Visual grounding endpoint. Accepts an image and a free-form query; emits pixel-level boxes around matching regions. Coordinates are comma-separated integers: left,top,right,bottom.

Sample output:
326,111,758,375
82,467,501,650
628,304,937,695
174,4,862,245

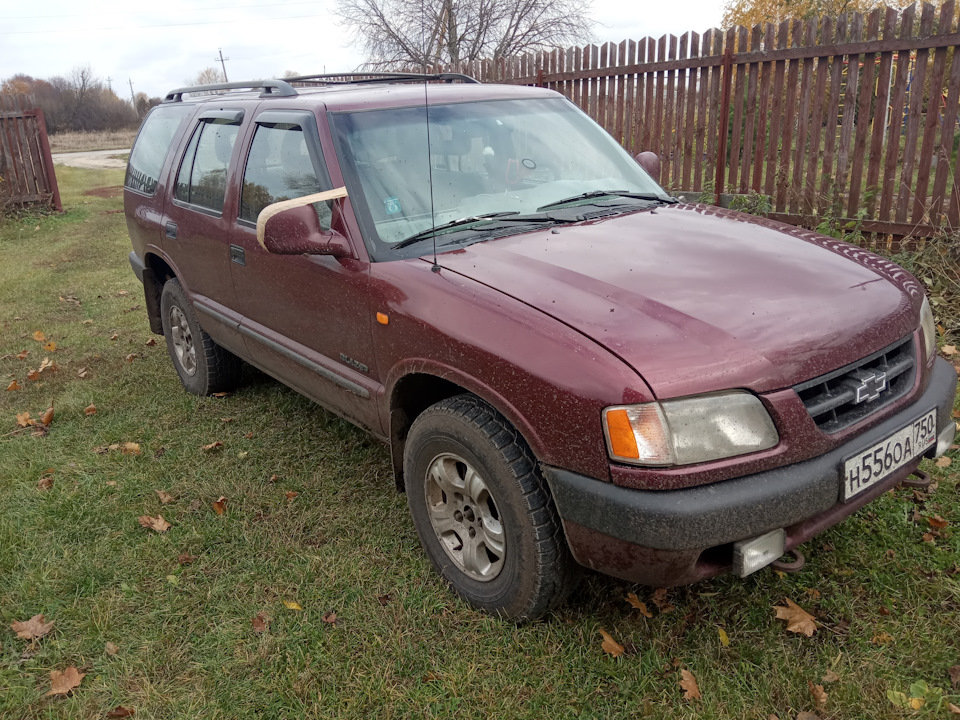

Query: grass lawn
1,167,958,720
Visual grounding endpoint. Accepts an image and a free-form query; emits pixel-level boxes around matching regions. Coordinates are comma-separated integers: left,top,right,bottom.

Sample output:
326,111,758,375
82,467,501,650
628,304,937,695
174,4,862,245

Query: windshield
332,97,668,259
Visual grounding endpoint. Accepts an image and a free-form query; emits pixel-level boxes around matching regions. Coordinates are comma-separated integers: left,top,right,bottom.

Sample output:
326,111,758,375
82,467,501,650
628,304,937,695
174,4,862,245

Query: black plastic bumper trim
129,251,146,282
543,358,958,551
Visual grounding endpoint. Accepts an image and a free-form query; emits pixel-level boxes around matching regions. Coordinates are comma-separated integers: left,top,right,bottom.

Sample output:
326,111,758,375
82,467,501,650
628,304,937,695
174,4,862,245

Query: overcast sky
0,0,723,100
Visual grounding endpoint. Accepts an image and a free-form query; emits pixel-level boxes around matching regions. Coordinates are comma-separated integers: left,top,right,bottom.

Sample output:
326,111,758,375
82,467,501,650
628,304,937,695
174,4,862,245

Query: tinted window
240,123,325,225
174,119,241,213
125,105,192,195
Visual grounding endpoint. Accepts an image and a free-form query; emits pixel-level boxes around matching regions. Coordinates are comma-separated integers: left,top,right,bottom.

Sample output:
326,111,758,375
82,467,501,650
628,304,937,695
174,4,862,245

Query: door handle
165,222,177,239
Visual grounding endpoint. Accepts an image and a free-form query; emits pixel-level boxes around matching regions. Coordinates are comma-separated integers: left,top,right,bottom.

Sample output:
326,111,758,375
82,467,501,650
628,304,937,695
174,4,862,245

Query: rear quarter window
125,105,193,195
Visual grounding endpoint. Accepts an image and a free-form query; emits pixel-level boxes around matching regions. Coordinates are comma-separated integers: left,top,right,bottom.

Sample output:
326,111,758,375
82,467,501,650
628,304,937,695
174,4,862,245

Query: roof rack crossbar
282,72,480,85
163,79,297,103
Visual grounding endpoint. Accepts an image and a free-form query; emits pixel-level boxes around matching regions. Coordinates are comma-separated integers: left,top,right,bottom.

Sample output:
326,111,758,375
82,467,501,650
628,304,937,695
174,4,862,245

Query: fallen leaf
268,474,278,483
45,666,85,696
212,392,229,398
795,713,821,720
942,344,957,356
948,702,960,715
598,628,624,658
42,341,56,352
121,442,140,455
212,496,227,515
105,641,119,656
26,369,40,381
809,681,828,708
16,350,29,359
15,411,34,427
773,598,817,636
155,490,175,505
871,631,894,645
202,441,223,452
245,432,254,439
237,451,248,459
679,669,701,700
32,331,45,342
322,611,338,625
37,471,54,490
251,611,270,633
145,338,156,346
718,627,730,647
125,354,137,363
81,319,93,325
651,587,675,613
285,491,299,500
928,515,949,528
10,614,55,640
283,600,303,610
105,481,116,486
178,553,197,565
165,575,179,586
822,669,840,683
888,689,910,708
40,405,54,426
6,380,20,391
105,707,135,718
922,532,936,543
221,417,233,423
909,696,925,709
805,588,822,600
77,367,89,379
154,447,166,459
137,515,171,533
117,289,129,296
110,334,119,341
625,592,653,617
948,665,960,689
377,594,393,606
38,357,56,373
936,456,952,468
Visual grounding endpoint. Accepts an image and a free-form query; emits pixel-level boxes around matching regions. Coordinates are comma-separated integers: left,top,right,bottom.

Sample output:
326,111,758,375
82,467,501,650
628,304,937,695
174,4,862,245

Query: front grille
794,335,916,433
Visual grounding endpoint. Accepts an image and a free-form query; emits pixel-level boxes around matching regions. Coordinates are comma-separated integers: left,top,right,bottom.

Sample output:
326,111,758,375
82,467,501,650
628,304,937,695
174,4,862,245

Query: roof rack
163,79,297,103
282,72,480,85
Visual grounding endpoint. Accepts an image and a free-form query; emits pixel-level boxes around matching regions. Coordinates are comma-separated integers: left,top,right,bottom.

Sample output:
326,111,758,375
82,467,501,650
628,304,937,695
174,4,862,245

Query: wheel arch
143,252,177,335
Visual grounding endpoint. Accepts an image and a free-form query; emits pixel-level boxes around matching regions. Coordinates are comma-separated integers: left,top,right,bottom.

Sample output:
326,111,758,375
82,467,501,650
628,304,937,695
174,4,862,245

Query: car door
163,108,248,352
227,108,383,435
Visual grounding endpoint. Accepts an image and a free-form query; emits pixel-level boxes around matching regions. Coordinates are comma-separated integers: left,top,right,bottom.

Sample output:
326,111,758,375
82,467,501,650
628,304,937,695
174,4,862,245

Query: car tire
404,394,580,622
159,278,242,395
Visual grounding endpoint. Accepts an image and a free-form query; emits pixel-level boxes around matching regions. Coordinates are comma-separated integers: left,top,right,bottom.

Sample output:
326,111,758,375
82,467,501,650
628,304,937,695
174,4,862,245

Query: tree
189,67,226,86
721,0,914,29
334,0,594,69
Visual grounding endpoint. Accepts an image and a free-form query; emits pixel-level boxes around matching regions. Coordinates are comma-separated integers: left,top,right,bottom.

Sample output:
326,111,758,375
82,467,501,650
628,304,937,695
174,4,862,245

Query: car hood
433,203,921,399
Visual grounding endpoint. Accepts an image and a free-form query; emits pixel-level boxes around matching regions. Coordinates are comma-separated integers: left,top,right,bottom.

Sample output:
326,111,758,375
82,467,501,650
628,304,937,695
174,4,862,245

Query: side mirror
256,187,351,257
635,151,661,183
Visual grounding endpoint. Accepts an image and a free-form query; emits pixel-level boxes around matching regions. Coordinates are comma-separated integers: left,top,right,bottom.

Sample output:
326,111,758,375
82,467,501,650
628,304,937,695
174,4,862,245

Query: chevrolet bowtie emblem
848,369,887,404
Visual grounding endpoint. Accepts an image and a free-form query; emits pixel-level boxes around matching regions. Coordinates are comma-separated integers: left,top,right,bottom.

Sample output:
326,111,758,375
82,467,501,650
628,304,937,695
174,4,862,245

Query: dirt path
51,149,130,169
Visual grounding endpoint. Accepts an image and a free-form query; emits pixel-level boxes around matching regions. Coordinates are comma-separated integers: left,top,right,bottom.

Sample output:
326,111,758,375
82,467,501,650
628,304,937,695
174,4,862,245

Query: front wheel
159,278,241,395
404,394,579,622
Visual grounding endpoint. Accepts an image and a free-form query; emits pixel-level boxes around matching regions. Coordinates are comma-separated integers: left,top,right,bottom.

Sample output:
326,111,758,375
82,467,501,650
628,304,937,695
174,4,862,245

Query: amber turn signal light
376,312,389,325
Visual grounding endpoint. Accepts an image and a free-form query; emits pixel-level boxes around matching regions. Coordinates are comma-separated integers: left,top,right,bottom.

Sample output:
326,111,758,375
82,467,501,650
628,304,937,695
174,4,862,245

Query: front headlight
603,392,780,466
919,295,936,362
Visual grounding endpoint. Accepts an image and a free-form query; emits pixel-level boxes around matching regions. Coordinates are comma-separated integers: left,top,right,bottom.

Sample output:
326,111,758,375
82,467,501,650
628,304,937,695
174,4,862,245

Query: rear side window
174,118,242,213
125,105,192,195
240,122,325,225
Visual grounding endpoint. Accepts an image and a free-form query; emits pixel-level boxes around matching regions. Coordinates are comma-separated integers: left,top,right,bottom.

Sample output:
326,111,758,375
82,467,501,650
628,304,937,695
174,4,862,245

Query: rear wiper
536,190,677,211
393,211,521,249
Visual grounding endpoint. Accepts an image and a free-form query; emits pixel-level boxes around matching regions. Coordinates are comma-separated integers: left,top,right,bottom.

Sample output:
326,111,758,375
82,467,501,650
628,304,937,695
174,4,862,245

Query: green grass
1,168,958,719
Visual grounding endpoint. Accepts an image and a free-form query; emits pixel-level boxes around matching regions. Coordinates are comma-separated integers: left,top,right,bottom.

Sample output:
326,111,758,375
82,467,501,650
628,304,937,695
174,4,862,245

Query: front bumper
543,357,958,586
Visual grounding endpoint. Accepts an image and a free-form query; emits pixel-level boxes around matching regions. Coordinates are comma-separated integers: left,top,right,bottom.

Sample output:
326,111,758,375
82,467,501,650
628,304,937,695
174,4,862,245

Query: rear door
227,108,383,435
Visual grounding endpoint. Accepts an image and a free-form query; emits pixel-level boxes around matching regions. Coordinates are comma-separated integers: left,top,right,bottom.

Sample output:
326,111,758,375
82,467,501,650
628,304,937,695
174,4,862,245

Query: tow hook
770,548,805,573
899,468,932,490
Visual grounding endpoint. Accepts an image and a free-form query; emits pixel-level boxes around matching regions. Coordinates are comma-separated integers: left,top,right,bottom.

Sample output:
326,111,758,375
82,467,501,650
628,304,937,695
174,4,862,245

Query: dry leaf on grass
10,614,54,640
40,405,54,426
109,334,119,341
928,515,949,529
155,490,175,505
871,631,894,645
942,344,957,356
377,594,393,606
822,669,840,683
598,628,625,658
809,682,828,708
83,404,97,416
679,669,701,700
6,380,20,391
105,641,119,656
77,367,89,379
773,598,817,636
137,515,171,533
283,600,303,610
37,472,54,490
651,587,675,613
244,432,254,439
285,491,299,500
268,474,278,483
125,354,137,363
625,592,653,617
718,627,730,647
32,331,45,342
145,338,156,346
26,369,40,381
15,411,34,428
45,666,85,696
122,442,140,455
202,441,223,453
105,707,135,718
211,391,230,398
42,341,57,352
251,611,270,633
949,665,960,689
212,496,227,515
948,702,960,715
16,350,29,359
322,611,338,625
795,713,821,720
936,456,952,468
177,553,197,565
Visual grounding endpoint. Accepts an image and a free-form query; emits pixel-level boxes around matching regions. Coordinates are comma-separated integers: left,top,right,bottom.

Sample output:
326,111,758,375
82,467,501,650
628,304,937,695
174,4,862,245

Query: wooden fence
0,94,61,212
448,2,960,240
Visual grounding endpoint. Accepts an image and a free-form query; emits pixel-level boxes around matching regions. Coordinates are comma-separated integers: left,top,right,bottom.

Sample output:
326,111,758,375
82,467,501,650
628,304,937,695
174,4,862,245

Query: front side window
125,105,192,195
240,122,326,226
174,118,241,213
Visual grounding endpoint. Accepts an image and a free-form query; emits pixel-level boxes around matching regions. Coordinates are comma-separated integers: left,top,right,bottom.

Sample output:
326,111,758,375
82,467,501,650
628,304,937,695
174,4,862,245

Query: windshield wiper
536,190,677,211
393,211,522,249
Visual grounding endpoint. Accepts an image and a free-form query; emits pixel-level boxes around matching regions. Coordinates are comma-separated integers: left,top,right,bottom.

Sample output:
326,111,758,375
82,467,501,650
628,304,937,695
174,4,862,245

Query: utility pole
106,76,113,92
216,49,230,82
128,78,136,109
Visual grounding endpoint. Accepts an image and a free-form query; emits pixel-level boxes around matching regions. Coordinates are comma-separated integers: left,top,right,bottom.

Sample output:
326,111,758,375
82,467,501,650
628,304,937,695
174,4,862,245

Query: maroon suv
124,74,957,621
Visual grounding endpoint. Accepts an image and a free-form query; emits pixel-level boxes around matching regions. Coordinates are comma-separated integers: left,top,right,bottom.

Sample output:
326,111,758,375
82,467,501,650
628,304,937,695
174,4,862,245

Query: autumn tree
721,0,914,29
334,0,594,69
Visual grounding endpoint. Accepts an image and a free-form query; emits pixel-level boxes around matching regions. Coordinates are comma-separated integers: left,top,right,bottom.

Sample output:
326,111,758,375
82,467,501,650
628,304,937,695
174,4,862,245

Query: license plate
842,410,937,501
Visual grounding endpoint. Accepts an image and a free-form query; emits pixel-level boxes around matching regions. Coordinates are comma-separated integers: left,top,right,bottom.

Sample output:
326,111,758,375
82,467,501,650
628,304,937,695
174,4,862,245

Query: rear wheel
160,278,241,395
404,394,579,621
